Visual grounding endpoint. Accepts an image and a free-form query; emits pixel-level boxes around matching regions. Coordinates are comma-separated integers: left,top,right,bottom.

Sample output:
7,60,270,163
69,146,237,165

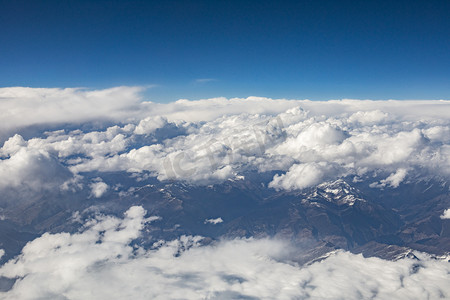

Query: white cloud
440,209,450,219
348,109,390,125
0,145,72,192
423,126,450,143
0,206,448,300
204,217,224,224
0,87,145,136
1,88,449,298
1,87,449,135
371,168,409,188
90,180,109,198
0,134,27,157
134,116,168,135
385,168,408,188
269,162,331,190
1,87,450,191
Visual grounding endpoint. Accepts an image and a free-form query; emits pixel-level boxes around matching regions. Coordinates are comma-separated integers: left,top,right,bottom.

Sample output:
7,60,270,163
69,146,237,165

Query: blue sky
1,0,449,102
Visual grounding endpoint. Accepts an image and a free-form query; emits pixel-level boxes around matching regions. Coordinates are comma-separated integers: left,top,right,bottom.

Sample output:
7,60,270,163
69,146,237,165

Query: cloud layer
1,87,449,199
0,206,448,300
1,87,449,299
0,87,145,133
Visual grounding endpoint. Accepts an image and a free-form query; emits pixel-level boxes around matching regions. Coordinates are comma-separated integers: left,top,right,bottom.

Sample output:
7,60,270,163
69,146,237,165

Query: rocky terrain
1,172,448,265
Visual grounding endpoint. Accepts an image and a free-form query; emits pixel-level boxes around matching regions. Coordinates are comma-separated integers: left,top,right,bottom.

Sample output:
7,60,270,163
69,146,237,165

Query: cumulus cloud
1,87,448,133
1,87,450,192
0,138,73,195
133,116,168,135
348,109,390,125
441,209,450,219
423,126,450,143
0,206,448,300
2,88,450,298
269,162,332,190
89,179,109,198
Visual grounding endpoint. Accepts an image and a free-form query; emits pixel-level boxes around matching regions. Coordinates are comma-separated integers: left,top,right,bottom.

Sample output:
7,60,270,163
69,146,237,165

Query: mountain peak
308,179,366,206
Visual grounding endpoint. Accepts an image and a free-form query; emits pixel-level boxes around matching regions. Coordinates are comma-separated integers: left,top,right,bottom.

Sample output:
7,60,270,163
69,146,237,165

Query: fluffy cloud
0,138,72,195
1,87,449,136
1,88,449,298
62,105,448,188
0,206,448,300
89,179,109,198
370,168,409,188
134,116,168,135
269,162,334,190
441,209,450,219
1,87,450,192
0,87,145,136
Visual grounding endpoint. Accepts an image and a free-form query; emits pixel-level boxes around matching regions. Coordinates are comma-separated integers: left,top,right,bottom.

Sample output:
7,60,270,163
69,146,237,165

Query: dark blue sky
1,0,449,102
